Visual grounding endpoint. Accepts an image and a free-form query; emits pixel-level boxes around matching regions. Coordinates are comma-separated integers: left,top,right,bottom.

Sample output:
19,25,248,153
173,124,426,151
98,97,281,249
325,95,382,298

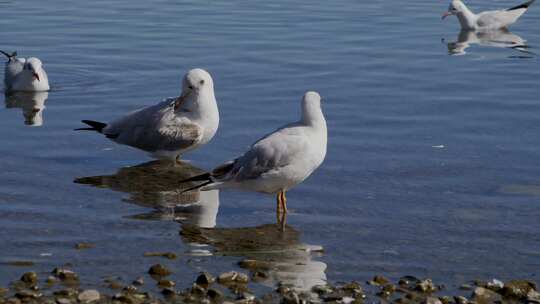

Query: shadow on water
446,29,534,57
4,91,49,126
181,221,327,292
74,160,219,227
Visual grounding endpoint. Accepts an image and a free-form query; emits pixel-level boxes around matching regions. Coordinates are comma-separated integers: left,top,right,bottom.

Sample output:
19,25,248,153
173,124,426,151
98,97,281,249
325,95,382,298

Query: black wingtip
77,120,107,133
0,50,17,61
508,0,535,11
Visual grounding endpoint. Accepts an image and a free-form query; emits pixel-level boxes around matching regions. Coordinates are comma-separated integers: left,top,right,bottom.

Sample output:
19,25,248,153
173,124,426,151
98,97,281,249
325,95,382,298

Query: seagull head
443,0,466,19
303,91,322,108
174,68,214,111
301,91,325,124
24,58,44,82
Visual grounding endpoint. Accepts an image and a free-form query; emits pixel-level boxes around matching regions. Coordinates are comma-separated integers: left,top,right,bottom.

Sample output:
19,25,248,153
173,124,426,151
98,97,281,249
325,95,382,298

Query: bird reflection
180,222,327,292
74,160,219,227
4,91,48,126
446,29,532,56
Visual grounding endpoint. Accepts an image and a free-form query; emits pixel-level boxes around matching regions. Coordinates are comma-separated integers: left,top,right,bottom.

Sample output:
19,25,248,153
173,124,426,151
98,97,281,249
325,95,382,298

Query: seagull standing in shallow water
181,91,327,216
442,0,535,31
76,68,220,162
2,50,50,92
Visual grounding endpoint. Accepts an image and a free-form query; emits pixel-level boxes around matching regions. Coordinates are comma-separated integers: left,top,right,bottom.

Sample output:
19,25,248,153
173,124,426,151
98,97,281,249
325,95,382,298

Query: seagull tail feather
508,0,535,11
75,120,107,133
0,50,17,61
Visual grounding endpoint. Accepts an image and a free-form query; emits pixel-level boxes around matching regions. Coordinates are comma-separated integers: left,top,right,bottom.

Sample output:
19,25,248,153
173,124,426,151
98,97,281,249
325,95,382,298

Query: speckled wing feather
103,99,203,153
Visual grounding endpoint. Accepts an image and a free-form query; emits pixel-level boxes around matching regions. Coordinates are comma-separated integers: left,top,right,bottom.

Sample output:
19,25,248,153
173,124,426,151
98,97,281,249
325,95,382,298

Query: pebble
148,264,172,277
217,271,248,284
132,277,144,286
20,272,38,285
416,279,437,293
472,287,502,304
55,298,71,304
423,297,442,304
206,288,222,300
195,272,214,289
77,290,100,303
454,295,468,304
157,280,175,288
501,279,537,299
368,275,390,286
51,268,79,282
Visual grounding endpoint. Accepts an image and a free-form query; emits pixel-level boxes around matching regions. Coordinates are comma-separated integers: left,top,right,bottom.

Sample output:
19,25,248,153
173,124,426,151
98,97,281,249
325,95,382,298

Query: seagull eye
199,80,204,85
188,85,194,90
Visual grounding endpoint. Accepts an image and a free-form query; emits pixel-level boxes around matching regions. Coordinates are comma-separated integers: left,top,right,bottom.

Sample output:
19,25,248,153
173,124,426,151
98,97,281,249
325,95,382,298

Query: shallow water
1,0,540,293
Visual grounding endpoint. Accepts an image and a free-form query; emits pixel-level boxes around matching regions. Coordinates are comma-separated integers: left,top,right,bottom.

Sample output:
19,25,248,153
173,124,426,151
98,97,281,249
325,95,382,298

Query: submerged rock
147,264,172,277
143,252,177,260
74,243,95,250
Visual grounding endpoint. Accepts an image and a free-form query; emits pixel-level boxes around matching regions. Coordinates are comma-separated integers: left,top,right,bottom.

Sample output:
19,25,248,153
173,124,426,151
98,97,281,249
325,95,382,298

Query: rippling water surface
1,0,539,292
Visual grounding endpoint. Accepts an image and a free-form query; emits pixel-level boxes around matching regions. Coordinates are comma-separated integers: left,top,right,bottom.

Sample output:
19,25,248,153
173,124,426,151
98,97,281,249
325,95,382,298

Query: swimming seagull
76,68,219,162
1,50,50,92
442,0,535,30
181,91,327,215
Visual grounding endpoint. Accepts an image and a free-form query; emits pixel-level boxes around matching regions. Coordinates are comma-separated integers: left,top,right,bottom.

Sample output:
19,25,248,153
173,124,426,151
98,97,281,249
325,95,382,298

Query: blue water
1,0,539,293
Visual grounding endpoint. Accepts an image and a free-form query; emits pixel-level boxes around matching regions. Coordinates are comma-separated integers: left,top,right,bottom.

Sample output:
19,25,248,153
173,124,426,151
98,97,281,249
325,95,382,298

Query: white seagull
442,0,535,31
76,68,220,162
181,91,327,214
2,50,50,92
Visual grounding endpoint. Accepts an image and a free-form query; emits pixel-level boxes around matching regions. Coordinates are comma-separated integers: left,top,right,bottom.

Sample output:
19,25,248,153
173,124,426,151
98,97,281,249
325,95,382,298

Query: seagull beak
32,72,40,81
174,91,191,111
442,11,452,19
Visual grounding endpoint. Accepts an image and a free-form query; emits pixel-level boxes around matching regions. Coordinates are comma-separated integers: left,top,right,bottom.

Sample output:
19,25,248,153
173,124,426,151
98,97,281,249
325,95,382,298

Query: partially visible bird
75,68,220,162
1,50,50,92
181,91,327,215
442,0,535,31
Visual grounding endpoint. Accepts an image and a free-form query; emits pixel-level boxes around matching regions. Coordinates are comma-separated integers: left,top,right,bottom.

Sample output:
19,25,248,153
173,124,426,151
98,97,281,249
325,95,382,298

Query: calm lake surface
1,0,539,293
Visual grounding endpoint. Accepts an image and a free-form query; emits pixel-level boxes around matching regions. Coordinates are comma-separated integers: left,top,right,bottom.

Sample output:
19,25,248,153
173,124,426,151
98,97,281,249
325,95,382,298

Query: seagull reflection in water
74,160,219,227
181,222,327,294
4,91,48,126
446,29,533,56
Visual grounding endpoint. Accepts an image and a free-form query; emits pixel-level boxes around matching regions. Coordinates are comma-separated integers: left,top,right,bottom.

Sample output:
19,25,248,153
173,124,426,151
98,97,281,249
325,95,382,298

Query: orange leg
280,190,288,213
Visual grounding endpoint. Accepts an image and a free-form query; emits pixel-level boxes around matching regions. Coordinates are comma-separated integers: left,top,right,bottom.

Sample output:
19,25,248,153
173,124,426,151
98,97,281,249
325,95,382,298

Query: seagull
1,50,50,92
76,68,220,162
181,91,327,215
442,0,535,31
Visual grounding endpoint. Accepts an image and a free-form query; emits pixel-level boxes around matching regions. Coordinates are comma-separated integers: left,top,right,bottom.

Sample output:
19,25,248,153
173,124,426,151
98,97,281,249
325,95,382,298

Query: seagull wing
4,58,25,90
229,125,310,181
478,0,534,29
104,99,203,152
